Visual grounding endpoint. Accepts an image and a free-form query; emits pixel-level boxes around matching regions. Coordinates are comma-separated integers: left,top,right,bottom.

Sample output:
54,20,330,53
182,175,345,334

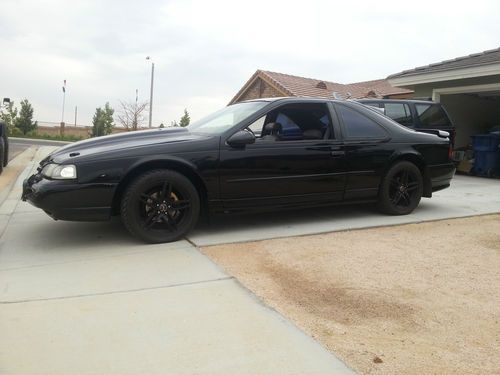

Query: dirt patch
262,261,418,326
202,215,500,375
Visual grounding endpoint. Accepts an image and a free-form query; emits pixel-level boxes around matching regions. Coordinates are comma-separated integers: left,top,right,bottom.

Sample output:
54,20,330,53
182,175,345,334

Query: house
388,47,500,148
229,70,413,105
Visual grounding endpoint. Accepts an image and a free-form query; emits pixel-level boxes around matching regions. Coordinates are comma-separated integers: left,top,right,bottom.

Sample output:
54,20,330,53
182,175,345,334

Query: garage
388,48,500,174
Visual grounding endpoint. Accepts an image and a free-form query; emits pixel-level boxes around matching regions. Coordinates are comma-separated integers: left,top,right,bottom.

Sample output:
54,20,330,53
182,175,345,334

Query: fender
385,148,432,197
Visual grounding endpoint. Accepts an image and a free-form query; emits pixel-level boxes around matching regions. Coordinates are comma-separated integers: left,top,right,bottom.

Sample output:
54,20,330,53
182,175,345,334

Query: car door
218,101,347,211
333,101,394,200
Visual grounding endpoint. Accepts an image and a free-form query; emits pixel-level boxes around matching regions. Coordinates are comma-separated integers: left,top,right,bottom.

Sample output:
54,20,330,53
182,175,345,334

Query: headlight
41,164,77,180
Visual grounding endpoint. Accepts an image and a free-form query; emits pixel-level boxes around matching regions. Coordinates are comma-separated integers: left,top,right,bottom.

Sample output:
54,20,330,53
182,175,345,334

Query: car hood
47,127,211,164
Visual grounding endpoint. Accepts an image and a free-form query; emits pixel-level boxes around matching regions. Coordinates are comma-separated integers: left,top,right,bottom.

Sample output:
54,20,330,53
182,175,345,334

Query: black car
0,120,9,174
357,99,456,146
22,98,455,243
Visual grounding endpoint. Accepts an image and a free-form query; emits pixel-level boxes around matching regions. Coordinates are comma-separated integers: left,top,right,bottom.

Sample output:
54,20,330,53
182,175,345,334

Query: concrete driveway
1,145,499,374
189,174,500,246
1,146,355,374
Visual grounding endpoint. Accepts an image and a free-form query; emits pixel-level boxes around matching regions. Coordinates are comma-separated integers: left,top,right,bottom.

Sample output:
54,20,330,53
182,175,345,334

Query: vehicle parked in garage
0,120,9,175
357,99,456,146
22,98,455,243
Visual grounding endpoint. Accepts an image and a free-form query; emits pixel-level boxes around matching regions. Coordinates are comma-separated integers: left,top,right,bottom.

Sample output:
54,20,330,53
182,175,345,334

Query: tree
91,102,114,137
170,120,178,127
14,99,37,135
117,100,148,131
179,109,190,127
0,101,18,134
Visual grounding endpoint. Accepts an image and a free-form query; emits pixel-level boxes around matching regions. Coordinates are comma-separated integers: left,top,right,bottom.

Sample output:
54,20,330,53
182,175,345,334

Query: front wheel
121,170,200,243
378,161,423,215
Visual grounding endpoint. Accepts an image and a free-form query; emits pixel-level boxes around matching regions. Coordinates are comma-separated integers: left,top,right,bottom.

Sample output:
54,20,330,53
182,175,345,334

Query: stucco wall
440,94,500,148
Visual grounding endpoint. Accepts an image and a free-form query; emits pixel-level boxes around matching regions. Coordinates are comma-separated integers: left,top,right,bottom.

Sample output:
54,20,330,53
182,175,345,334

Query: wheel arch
385,151,432,198
111,157,208,215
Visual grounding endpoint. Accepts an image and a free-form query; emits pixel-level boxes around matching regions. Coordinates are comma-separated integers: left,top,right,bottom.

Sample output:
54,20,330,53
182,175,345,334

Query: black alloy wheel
121,169,200,243
378,161,423,215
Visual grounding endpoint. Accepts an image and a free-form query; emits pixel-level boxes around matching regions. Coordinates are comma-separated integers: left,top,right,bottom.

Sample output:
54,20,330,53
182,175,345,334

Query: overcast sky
1,0,499,127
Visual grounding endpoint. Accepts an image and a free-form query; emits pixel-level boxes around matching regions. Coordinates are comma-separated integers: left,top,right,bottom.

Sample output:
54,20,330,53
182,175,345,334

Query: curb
0,147,37,208
0,146,60,236
9,137,71,145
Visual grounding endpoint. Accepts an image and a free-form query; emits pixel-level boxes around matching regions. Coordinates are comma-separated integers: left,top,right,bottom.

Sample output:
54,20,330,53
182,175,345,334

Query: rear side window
383,103,413,126
337,105,387,139
415,104,451,127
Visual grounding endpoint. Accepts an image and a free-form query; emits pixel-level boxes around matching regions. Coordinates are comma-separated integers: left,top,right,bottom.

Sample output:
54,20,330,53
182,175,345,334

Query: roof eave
388,63,500,87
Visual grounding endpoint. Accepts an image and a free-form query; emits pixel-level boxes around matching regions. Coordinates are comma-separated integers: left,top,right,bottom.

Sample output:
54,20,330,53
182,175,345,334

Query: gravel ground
202,215,500,375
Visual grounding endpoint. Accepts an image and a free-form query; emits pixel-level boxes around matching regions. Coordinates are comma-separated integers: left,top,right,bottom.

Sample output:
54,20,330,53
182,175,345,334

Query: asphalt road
8,137,68,161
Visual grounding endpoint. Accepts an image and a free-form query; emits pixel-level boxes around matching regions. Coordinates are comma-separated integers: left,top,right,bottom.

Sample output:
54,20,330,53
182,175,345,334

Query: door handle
330,151,345,157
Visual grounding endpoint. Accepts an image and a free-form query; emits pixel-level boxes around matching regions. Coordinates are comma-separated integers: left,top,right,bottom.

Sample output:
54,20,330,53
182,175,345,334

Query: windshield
188,101,268,134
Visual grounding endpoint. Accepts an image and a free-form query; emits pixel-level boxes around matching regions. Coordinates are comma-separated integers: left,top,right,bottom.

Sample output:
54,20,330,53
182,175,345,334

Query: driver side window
246,116,266,136
245,103,332,141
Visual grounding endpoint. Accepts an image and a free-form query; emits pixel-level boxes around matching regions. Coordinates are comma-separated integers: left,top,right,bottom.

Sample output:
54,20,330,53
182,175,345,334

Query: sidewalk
0,148,355,374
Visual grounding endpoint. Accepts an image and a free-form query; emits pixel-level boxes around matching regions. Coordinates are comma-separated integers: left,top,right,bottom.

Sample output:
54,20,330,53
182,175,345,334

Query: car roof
239,97,440,106
240,97,343,104
357,98,437,104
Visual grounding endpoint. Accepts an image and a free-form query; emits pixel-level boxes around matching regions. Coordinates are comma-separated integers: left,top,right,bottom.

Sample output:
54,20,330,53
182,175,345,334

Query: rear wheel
378,161,423,215
121,170,200,243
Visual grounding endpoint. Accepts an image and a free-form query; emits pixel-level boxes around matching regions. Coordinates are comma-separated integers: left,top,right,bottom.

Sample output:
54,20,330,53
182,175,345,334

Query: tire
121,169,200,243
378,161,423,215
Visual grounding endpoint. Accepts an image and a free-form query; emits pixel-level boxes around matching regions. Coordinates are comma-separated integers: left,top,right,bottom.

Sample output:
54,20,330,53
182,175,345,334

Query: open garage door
433,84,500,149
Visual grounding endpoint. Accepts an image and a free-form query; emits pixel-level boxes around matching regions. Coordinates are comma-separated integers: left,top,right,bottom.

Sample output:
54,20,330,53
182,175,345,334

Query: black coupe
22,98,455,243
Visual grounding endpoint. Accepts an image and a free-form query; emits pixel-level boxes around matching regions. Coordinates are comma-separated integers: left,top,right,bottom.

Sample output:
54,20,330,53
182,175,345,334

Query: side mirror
227,130,255,147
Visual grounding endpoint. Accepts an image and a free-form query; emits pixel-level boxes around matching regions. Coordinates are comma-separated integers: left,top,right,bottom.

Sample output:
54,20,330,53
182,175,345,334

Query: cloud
0,0,499,126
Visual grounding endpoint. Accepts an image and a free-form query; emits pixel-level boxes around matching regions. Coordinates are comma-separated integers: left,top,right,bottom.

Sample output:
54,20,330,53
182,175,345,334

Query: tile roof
230,70,412,104
388,47,500,79
344,78,413,97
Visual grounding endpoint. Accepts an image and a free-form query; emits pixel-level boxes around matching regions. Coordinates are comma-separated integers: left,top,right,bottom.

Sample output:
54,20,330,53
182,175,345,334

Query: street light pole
61,79,66,123
146,57,154,128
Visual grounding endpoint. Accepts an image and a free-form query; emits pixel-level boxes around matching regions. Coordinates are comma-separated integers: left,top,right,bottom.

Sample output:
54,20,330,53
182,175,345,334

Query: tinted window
415,104,451,127
276,113,302,138
383,103,413,126
267,104,331,141
337,105,387,138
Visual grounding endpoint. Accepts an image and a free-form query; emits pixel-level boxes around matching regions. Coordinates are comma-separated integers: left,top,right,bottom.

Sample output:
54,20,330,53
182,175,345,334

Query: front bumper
22,173,117,221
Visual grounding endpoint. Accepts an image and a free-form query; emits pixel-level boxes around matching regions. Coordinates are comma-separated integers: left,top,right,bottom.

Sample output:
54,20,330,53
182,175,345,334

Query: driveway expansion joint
0,276,234,304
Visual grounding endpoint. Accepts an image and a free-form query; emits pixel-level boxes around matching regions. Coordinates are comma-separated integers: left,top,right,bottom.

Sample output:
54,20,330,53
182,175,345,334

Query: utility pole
146,56,154,128
74,106,77,126
61,79,66,123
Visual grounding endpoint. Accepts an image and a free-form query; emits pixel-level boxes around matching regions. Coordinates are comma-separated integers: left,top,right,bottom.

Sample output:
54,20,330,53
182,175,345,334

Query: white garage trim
388,63,500,87
432,82,500,102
